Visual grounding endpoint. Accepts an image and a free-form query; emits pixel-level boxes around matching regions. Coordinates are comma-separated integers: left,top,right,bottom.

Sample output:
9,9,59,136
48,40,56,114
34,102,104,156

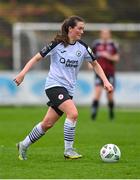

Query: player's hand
104,81,113,93
13,74,24,86
100,51,110,59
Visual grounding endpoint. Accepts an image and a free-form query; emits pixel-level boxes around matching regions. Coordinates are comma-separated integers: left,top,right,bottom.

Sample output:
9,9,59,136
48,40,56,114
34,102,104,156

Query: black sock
108,101,114,119
91,100,99,119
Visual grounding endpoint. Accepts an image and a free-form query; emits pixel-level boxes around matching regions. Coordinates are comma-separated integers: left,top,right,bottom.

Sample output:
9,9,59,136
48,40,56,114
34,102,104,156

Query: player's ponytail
54,16,84,47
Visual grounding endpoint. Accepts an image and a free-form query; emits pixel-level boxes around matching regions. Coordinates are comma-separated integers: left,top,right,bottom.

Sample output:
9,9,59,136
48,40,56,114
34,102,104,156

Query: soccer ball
100,144,121,162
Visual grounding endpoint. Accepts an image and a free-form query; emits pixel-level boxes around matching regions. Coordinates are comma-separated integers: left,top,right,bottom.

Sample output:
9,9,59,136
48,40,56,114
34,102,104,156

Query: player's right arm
14,53,42,86
14,41,59,86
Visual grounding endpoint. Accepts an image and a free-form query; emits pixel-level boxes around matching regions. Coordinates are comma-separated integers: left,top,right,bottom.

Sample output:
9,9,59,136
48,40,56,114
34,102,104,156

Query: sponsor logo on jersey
60,58,65,63
88,46,93,54
47,42,53,49
41,46,47,53
60,58,78,68
88,46,95,57
61,50,66,53
41,42,53,54
58,49,66,53
66,59,78,67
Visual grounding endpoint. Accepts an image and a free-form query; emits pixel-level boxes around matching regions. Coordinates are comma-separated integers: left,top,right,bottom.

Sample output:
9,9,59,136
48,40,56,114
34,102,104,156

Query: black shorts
95,74,115,87
45,86,72,116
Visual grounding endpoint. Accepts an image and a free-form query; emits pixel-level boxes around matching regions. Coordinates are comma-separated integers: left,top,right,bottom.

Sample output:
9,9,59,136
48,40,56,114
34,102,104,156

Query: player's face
100,29,111,40
68,21,85,42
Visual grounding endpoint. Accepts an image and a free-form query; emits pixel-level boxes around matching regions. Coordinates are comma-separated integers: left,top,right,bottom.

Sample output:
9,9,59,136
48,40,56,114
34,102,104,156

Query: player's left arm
90,60,113,92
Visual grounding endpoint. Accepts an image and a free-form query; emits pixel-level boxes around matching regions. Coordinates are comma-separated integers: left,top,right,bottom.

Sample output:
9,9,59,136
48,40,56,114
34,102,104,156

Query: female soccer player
14,16,113,160
89,29,120,120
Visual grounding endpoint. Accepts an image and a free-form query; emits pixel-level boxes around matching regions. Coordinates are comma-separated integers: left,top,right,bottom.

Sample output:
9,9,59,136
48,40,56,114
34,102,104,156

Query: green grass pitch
0,106,140,179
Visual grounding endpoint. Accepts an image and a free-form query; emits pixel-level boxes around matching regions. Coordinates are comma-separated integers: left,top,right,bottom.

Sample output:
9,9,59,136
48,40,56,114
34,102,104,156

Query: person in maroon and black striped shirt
89,29,120,120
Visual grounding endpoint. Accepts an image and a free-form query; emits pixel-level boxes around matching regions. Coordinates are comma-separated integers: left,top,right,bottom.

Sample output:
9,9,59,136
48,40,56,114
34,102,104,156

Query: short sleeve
40,41,59,57
84,46,97,62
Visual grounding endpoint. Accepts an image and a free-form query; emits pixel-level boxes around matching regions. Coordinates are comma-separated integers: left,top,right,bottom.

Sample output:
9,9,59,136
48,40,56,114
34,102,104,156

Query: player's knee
42,119,54,131
46,122,54,129
67,111,78,120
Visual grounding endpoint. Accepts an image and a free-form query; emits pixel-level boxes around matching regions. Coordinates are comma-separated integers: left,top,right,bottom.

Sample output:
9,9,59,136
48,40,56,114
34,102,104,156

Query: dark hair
54,16,84,47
